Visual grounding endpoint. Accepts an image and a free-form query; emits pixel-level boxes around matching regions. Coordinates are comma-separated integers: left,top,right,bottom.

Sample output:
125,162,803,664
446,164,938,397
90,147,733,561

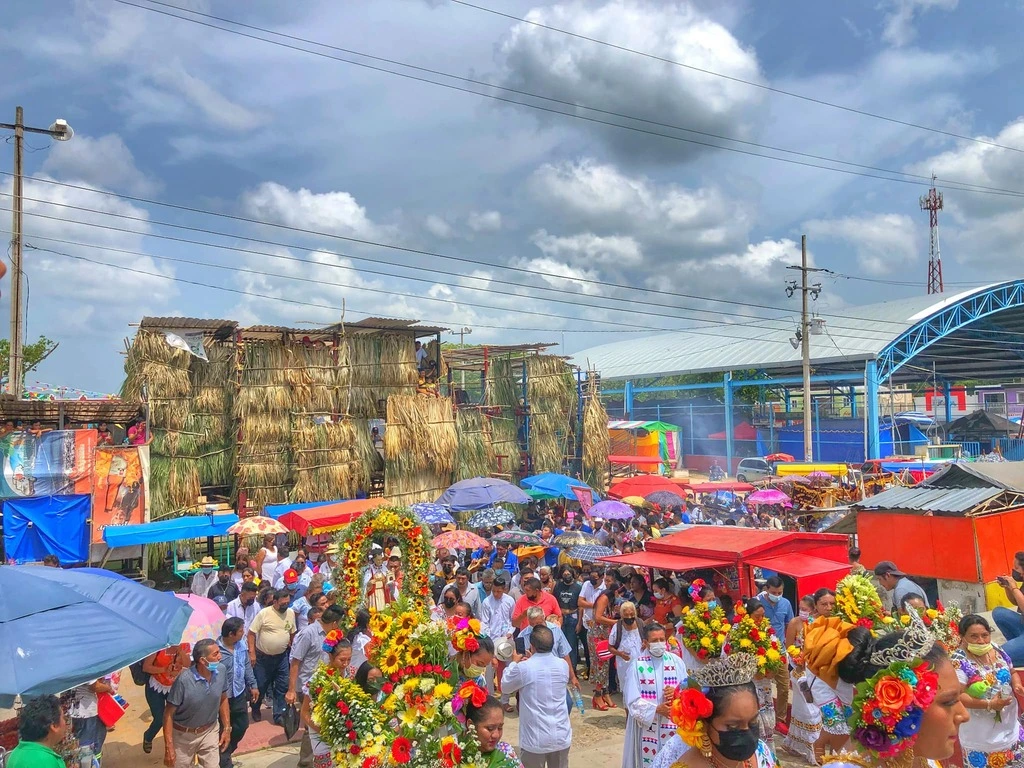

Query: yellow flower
756,656,767,667
407,645,424,664
882,616,895,624
739,639,752,649
399,612,418,631
434,682,453,699
421,705,438,721
697,622,708,632
400,707,419,726
900,614,911,626
381,650,401,675
766,648,781,662
382,695,398,713
710,620,721,630
468,618,482,634
700,636,711,648
926,608,939,619
393,631,411,647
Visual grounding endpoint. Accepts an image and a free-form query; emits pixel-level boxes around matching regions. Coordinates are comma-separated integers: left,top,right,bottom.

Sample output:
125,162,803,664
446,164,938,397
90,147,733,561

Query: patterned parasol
645,491,685,508
569,544,616,562
174,594,225,645
490,529,545,547
746,488,792,507
552,530,600,548
410,502,455,525
227,516,289,536
467,506,516,528
588,500,636,520
432,529,490,551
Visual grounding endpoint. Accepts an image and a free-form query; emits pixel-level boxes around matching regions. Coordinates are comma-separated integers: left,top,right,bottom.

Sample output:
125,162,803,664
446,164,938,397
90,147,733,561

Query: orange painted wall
858,512,978,582
975,509,1024,582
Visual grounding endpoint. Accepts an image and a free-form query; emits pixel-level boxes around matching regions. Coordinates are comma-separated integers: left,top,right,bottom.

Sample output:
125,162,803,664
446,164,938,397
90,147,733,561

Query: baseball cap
284,568,299,585
873,560,906,578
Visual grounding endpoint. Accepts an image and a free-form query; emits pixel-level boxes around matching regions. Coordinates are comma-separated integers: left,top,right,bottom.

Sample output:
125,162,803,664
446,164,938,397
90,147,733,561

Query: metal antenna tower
921,174,944,294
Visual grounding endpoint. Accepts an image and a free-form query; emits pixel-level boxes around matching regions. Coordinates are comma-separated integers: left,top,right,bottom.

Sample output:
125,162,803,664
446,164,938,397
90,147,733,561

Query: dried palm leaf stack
384,395,457,506
455,408,497,480
582,374,610,493
291,418,357,502
235,342,293,509
485,355,520,476
190,343,235,488
526,355,577,474
345,334,418,417
121,330,198,517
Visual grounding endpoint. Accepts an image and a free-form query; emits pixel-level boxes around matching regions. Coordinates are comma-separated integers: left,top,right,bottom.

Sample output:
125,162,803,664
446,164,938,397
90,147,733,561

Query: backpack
128,659,149,686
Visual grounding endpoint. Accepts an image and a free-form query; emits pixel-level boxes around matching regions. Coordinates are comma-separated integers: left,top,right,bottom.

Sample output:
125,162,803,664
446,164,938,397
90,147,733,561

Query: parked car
735,457,772,482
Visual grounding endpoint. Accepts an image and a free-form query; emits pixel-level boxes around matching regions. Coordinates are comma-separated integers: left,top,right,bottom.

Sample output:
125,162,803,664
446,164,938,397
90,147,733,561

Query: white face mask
653,591,664,600
648,641,667,658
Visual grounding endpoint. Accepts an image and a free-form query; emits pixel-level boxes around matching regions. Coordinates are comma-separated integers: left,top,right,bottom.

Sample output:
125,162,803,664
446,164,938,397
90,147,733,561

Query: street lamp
0,107,73,398
453,327,472,388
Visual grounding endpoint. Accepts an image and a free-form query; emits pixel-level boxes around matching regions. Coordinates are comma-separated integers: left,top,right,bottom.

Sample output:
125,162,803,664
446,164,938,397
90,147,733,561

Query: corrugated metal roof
568,285,999,381
854,486,1002,513
139,317,238,333
0,399,142,424
923,462,1024,491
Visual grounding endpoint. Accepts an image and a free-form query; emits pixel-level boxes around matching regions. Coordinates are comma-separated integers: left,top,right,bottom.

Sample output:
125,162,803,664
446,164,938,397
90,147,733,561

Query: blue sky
1,0,1022,392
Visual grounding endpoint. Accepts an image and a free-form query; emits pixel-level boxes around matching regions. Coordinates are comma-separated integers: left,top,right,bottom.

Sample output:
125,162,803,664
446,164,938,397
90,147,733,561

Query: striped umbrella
569,544,615,562
411,502,455,525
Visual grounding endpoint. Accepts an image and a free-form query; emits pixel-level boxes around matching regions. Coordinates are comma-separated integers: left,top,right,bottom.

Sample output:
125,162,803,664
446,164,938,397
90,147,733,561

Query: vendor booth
270,498,386,537
102,511,238,578
601,526,849,603
608,420,680,474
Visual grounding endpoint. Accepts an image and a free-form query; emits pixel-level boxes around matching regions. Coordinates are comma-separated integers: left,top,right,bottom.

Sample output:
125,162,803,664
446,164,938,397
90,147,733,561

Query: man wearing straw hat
318,544,339,582
191,557,218,598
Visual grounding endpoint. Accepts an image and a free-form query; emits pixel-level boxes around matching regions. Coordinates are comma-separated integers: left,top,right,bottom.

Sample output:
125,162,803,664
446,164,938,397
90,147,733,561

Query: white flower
443,702,454,717
419,678,435,693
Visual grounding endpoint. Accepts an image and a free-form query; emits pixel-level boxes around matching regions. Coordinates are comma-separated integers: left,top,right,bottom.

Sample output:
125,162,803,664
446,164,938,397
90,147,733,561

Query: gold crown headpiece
869,606,935,666
691,653,758,689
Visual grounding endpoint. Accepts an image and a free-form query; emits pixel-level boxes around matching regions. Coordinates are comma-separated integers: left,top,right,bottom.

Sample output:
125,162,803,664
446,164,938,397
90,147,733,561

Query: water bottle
569,684,585,715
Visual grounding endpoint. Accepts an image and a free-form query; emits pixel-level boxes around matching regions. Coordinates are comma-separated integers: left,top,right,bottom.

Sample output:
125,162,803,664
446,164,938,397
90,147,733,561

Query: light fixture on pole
0,107,74,398
785,235,823,462
453,326,472,388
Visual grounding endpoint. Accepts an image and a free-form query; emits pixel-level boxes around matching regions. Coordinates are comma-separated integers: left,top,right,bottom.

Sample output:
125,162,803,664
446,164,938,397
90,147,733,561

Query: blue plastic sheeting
521,473,600,501
0,566,192,698
757,423,927,464
264,500,340,519
3,495,91,564
103,513,239,548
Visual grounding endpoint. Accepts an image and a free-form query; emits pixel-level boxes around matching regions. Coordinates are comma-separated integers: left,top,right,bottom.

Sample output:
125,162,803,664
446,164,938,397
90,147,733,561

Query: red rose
750,629,761,641
391,737,413,764
767,627,776,635
348,731,358,741
350,745,361,755
677,688,714,720
339,702,350,715
390,673,400,683
415,664,425,674
362,758,378,768
697,648,708,659
756,646,766,656
326,668,336,676
336,701,345,710
382,683,394,694
724,644,731,654
465,637,479,652
442,670,451,679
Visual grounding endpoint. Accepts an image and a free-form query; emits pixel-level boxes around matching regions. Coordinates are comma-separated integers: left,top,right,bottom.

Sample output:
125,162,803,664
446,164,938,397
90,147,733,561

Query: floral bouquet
787,644,805,668
849,660,938,760
724,614,784,674
677,602,731,662
835,573,888,630
448,616,484,654
308,672,388,768
669,687,714,748
367,600,451,677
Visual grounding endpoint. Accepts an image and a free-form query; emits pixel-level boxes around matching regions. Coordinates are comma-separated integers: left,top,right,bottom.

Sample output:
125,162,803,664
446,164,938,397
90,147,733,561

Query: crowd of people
9,502,1024,768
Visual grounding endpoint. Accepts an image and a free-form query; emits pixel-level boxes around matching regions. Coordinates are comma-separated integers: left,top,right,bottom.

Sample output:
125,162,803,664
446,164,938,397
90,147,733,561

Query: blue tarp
521,473,600,501
756,422,928,464
2,494,91,564
264,500,339,519
103,513,239,548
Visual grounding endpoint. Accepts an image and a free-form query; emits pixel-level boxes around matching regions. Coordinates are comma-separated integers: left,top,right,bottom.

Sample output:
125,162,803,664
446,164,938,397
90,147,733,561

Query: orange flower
874,676,915,714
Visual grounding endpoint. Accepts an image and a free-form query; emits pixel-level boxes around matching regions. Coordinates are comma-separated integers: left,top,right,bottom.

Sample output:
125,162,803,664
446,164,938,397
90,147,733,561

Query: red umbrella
766,453,795,463
608,475,682,499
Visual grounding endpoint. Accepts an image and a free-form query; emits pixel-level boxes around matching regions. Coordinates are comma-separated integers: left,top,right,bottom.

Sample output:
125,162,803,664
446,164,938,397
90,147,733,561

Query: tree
0,335,58,379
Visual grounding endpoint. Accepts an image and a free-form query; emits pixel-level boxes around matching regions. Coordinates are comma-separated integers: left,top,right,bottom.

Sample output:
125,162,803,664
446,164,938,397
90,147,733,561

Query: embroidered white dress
654,738,779,768
622,651,687,768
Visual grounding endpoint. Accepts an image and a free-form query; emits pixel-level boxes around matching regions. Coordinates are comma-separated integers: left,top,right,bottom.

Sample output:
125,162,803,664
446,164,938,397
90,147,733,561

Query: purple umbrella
746,489,792,507
587,500,635,520
436,477,531,511
808,470,834,486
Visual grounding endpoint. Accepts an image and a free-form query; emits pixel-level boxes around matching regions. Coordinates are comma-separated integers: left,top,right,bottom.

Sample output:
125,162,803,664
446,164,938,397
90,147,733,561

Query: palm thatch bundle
352,417,383,483
346,334,418,417
423,339,447,379
236,343,293,507
288,344,343,416
384,395,456,506
455,408,497,480
527,355,577,474
190,344,235,488
291,418,372,502
485,356,521,475
150,455,201,516
198,444,234,488
582,375,610,493
121,330,193,403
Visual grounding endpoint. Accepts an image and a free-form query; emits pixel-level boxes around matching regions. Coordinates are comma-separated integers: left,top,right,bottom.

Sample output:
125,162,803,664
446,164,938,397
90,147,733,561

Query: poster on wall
0,428,97,499
92,444,150,544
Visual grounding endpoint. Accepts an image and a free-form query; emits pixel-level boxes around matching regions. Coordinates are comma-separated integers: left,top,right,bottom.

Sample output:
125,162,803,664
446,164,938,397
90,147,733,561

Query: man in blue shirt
487,541,519,577
538,523,561,568
218,617,257,768
757,575,794,735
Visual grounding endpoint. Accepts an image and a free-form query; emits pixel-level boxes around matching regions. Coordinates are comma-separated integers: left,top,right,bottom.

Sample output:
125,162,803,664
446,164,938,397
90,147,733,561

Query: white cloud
466,210,502,233
805,213,918,275
704,238,804,280
531,158,749,249
42,134,161,197
881,0,958,47
240,182,383,239
424,214,455,239
530,230,643,267
498,1,765,162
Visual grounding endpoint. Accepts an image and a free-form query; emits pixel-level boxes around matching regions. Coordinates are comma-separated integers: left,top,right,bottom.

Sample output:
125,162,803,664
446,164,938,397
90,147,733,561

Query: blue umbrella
568,544,615,562
71,567,133,581
521,473,600,501
410,502,455,525
467,505,516,528
436,477,530,511
0,565,193,698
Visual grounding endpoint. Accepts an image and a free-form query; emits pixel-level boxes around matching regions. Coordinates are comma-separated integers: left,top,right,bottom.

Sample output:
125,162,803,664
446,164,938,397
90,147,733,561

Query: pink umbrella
174,594,225,645
746,489,792,507
432,529,489,550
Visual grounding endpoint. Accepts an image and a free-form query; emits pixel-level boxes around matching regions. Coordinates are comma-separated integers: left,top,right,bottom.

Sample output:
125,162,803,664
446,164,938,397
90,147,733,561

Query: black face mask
444,598,457,608
1014,570,1024,583
623,616,636,625
562,574,574,583
714,727,759,762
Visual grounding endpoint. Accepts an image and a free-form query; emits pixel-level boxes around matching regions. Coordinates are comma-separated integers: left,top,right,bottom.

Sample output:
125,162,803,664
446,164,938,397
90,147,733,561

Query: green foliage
634,370,765,405
0,335,57,377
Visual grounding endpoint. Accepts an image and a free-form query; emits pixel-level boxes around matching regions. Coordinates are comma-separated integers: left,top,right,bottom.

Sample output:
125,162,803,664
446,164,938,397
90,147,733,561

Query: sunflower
398,612,418,632
401,517,414,530
392,631,411,648
381,649,402,675
407,645,424,665
369,614,392,635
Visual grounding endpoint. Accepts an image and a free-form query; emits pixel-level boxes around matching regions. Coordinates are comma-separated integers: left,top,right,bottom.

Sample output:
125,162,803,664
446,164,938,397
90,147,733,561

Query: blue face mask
767,593,781,604
707,600,718,610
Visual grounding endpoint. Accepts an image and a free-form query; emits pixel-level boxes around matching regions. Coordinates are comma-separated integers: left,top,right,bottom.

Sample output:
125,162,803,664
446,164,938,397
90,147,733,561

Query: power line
11,173,1021,338
110,0,1024,200
448,0,1023,155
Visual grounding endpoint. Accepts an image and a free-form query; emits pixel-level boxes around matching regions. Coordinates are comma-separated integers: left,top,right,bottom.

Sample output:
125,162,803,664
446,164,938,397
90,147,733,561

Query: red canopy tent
707,421,758,441
278,498,387,536
601,526,848,599
608,475,685,499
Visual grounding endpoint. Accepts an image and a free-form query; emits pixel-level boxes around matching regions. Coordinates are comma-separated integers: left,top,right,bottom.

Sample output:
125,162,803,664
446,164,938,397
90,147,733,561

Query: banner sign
163,331,208,361
92,444,150,544
0,428,97,499
570,485,595,514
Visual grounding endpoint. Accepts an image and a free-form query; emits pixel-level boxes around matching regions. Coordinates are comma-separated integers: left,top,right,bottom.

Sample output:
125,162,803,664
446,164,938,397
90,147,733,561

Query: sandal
604,694,617,708
142,739,153,754
504,704,515,713
591,694,608,711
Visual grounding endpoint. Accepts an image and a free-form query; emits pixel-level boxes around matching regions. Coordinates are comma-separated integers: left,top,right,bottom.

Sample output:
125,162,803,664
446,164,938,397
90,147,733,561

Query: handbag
595,639,613,663
282,703,300,740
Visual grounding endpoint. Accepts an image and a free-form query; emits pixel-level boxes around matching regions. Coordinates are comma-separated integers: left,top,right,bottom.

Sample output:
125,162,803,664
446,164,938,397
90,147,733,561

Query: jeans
73,716,108,759
993,607,1024,666
143,685,167,743
578,625,591,675
253,649,289,721
561,618,580,669
220,693,251,768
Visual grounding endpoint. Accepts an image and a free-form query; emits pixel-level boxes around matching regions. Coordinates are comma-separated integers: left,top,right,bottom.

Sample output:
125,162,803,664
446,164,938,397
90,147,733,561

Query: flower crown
848,611,938,760
448,616,485,653
687,578,709,602
323,629,344,653
451,680,488,725
669,654,759,749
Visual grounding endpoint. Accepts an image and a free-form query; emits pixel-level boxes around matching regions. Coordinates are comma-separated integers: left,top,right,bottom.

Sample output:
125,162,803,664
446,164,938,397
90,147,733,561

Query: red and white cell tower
921,174,944,294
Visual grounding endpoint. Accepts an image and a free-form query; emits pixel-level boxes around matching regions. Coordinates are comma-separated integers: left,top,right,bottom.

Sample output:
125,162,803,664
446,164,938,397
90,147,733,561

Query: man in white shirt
318,544,338,582
226,582,260,634
272,546,293,590
501,625,572,768
480,576,517,704
190,556,218,598
415,340,428,370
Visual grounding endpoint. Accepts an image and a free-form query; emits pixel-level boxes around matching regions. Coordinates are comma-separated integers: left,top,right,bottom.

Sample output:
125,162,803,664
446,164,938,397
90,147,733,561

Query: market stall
102,512,239,577
608,419,680,474
272,498,387,536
